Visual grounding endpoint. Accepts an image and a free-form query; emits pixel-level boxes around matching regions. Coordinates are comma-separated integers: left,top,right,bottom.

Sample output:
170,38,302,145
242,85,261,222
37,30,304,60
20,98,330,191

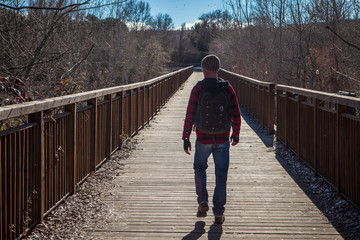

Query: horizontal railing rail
0,66,193,240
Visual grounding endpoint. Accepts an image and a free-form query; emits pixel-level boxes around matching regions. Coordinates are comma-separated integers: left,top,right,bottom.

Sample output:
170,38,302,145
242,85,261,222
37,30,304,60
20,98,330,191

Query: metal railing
219,69,360,210
0,66,193,240
276,85,360,209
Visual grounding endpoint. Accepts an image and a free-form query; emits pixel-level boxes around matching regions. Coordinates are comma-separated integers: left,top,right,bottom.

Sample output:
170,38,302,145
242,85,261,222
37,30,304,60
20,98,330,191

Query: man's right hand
183,139,191,155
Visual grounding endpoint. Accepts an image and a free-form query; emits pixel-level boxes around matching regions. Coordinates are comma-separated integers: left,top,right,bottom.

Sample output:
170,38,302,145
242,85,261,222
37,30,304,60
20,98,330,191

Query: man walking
182,54,241,224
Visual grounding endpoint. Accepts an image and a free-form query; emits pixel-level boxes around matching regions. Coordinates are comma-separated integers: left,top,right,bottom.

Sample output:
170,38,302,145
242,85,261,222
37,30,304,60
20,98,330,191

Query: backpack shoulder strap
216,78,229,89
200,78,229,92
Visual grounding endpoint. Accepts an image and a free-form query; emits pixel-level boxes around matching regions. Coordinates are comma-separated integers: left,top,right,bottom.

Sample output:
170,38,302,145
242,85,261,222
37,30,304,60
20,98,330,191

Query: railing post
284,92,290,147
174,73,178,90
65,103,77,193
87,98,98,172
158,80,165,106
28,111,45,223
336,104,348,195
160,81,162,107
249,83,253,114
157,82,160,109
268,84,275,134
123,90,129,137
142,86,146,127
168,77,171,98
149,84,154,119
165,78,168,101
164,78,167,101
154,83,157,113
129,89,134,135
164,79,166,103
150,84,154,119
105,94,113,156
297,95,306,160
169,77,172,97
260,85,264,127
136,88,140,133
171,75,175,94
159,82,161,109
313,98,320,175
159,81,162,108
276,89,281,142
162,78,169,101
155,83,158,111
167,78,169,99
118,91,124,148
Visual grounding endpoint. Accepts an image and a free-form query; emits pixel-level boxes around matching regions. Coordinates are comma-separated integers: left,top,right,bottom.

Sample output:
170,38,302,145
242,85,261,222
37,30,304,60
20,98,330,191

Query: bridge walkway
86,72,342,239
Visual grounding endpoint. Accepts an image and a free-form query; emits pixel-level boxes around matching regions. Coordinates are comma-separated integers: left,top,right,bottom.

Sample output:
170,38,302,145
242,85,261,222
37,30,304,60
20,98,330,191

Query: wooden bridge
1,67,359,239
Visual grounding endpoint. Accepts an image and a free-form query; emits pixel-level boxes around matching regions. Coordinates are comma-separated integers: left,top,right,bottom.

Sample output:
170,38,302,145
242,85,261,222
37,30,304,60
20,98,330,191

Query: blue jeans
193,140,230,216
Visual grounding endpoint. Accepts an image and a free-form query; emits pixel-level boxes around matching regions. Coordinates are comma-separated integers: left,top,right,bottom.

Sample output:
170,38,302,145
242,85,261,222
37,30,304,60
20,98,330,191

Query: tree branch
0,1,91,11
60,44,95,80
0,0,128,12
74,0,129,12
325,26,360,51
331,68,360,84
23,6,78,80
0,49,72,72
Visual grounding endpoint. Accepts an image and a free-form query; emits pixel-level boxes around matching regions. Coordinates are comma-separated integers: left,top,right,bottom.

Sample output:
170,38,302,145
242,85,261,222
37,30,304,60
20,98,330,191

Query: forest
0,0,359,108
209,0,360,94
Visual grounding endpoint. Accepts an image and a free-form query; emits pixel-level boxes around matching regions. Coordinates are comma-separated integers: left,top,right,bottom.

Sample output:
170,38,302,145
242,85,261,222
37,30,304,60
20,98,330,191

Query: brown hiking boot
196,202,209,217
214,215,225,224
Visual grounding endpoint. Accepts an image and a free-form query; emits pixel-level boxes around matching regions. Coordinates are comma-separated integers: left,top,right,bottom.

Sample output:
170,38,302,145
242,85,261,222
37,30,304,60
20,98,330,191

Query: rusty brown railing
276,85,360,209
219,69,360,210
0,66,193,240
219,69,275,134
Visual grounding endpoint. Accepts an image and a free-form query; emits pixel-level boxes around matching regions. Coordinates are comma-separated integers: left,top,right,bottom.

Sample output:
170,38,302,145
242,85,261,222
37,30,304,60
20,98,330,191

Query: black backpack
195,78,231,134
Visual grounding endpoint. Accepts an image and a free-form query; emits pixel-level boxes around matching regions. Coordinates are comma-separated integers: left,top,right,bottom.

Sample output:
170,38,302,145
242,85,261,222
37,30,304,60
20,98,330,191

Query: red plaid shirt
182,78,241,144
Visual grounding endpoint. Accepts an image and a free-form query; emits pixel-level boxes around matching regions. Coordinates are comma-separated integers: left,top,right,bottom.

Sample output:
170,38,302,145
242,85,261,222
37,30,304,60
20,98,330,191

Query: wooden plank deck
86,72,342,239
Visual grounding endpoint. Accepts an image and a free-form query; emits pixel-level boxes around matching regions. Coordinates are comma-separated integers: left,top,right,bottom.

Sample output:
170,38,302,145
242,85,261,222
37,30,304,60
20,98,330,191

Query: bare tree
151,13,174,31
0,0,174,105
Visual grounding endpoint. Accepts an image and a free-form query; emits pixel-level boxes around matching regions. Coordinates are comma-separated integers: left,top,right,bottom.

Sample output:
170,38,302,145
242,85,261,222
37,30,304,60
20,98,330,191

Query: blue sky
146,0,225,29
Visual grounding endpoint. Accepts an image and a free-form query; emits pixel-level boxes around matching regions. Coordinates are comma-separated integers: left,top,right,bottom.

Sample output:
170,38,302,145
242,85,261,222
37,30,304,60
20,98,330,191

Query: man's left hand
230,135,239,146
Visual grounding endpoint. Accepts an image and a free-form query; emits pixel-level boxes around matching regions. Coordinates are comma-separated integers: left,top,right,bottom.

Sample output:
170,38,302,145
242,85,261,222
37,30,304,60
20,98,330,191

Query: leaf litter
275,142,360,239
26,139,137,240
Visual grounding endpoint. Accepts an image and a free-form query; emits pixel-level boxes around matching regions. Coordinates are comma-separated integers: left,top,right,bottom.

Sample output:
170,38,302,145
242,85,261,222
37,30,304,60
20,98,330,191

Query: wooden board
85,72,343,239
